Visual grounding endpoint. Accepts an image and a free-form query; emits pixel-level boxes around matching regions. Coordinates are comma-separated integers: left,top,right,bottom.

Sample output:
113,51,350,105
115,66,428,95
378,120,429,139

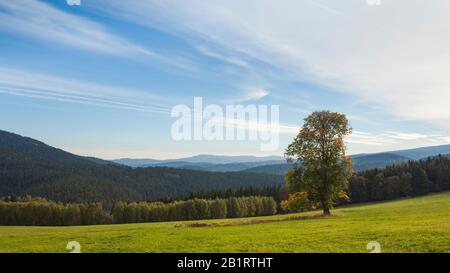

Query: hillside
390,144,450,160
111,145,450,175
0,130,282,204
113,155,284,168
241,153,412,175
351,152,411,171
0,130,103,165
1,192,449,252
145,160,286,172
243,163,295,175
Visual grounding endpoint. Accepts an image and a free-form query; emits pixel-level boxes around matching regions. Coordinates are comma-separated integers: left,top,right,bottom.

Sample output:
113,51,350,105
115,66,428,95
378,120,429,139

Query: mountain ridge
113,155,285,168
2,128,450,204
0,129,282,204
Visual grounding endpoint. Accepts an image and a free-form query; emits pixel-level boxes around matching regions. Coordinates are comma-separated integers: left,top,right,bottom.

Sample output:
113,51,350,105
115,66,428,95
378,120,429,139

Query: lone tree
285,111,353,215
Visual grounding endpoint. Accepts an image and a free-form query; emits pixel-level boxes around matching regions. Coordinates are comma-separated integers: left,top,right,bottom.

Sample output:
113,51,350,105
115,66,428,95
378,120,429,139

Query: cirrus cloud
89,0,450,127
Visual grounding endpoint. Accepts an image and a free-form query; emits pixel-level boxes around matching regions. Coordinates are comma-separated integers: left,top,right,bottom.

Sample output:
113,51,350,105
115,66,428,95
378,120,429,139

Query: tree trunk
323,206,331,216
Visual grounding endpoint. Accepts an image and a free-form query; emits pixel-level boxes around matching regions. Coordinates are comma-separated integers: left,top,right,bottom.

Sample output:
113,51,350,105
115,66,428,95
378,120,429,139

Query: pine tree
411,165,429,196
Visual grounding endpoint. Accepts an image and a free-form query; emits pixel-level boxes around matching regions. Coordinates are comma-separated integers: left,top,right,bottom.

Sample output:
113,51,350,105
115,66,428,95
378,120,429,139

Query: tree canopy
285,111,353,215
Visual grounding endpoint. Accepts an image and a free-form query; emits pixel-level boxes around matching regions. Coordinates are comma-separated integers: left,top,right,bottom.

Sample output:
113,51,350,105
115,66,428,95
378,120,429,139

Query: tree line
157,185,283,203
349,155,450,203
112,196,277,223
2,154,450,225
0,195,277,226
0,196,111,226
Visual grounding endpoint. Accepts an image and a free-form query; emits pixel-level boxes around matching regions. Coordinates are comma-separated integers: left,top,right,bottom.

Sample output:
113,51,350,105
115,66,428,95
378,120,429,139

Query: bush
280,192,314,213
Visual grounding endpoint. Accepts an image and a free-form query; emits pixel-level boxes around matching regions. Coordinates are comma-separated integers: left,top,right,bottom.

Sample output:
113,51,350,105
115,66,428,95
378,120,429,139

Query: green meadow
1,192,449,253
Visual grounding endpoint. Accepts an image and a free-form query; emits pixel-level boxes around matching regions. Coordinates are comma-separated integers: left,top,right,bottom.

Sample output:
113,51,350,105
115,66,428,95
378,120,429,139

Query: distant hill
389,145,450,160
84,156,119,165
3,128,450,203
243,163,295,175
204,160,285,172
112,144,450,176
242,152,416,175
351,153,411,171
0,130,283,205
0,130,116,167
112,155,284,168
178,154,284,164
143,160,285,172
0,130,96,165
112,158,160,168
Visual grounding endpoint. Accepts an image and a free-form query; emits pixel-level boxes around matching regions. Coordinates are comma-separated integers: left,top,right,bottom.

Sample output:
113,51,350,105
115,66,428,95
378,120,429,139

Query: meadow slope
1,192,449,253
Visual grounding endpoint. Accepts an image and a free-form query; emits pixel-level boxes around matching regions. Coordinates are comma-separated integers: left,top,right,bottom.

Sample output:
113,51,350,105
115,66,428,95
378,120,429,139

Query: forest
2,155,450,226
1,129,450,226
0,196,277,226
0,129,282,205
181,155,450,208
348,155,450,203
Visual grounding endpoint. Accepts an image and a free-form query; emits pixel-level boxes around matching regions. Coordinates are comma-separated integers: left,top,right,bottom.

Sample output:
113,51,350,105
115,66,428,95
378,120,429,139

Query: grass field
1,192,449,253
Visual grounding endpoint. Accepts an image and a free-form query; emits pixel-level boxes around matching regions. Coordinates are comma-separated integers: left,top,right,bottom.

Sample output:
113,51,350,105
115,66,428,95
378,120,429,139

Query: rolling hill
144,160,286,172
241,153,411,175
0,130,109,166
112,152,413,174
2,128,450,203
242,150,450,175
0,130,282,205
243,163,295,175
113,155,284,168
351,152,411,171
112,146,450,175
389,144,450,160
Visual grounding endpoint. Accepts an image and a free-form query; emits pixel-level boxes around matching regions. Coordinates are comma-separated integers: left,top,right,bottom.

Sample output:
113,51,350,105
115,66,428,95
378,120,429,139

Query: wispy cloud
346,131,450,153
0,67,173,114
224,87,269,103
305,0,344,16
195,45,248,67
2,66,448,155
0,0,146,56
90,0,450,128
0,0,193,71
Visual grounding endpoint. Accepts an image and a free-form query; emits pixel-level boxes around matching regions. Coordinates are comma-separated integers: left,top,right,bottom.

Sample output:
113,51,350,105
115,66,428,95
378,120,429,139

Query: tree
227,197,248,218
210,199,227,219
280,192,314,213
285,111,353,215
398,173,413,197
348,176,369,202
370,173,386,200
261,197,277,216
411,165,429,196
385,176,401,200
112,201,125,224
335,191,350,206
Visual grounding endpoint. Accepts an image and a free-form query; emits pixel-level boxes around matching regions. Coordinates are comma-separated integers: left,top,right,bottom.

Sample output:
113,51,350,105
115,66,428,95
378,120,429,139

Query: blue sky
1,0,450,159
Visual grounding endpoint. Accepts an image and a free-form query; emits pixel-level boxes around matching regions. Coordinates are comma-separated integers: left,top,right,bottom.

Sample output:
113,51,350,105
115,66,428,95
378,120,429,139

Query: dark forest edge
1,155,449,226
0,196,277,226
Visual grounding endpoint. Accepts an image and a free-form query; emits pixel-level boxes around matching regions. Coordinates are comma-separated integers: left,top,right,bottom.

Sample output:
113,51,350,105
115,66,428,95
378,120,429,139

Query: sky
1,0,450,159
